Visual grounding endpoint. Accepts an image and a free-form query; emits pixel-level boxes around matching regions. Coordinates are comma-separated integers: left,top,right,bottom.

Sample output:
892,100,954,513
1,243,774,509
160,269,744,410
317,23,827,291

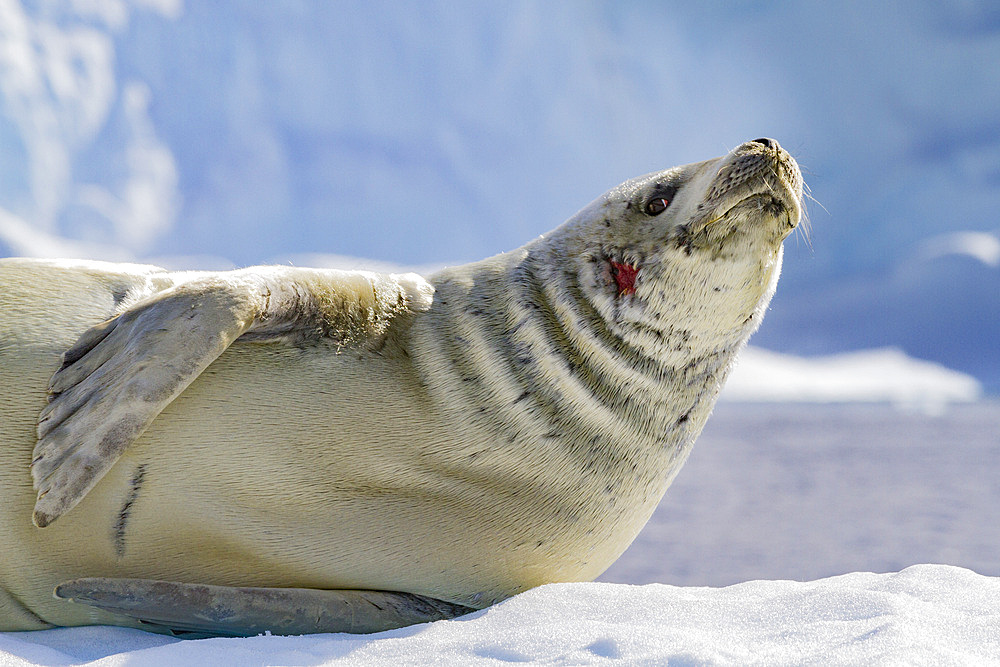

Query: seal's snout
731,137,802,203
677,136,803,248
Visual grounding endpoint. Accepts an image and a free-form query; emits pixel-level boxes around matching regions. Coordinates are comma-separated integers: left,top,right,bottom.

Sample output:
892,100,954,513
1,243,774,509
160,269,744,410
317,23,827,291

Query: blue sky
0,1,998,388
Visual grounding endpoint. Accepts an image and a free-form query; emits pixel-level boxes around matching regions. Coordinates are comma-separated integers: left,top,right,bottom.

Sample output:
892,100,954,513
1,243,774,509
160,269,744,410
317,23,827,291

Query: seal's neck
413,245,742,470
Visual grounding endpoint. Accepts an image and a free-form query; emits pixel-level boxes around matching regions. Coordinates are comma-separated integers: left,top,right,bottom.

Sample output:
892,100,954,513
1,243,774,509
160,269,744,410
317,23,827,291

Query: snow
2,565,997,665
722,347,982,413
916,231,1000,268
0,0,178,258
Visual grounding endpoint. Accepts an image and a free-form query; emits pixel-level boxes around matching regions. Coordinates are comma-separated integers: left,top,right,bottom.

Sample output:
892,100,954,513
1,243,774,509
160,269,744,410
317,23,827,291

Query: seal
0,138,802,636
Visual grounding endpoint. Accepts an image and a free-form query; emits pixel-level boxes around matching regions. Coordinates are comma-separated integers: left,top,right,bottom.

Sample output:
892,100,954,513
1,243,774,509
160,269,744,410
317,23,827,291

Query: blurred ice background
0,0,998,591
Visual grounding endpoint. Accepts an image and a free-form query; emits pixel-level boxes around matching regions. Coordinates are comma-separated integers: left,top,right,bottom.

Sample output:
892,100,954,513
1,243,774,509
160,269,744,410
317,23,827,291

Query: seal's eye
645,198,670,215
644,185,677,216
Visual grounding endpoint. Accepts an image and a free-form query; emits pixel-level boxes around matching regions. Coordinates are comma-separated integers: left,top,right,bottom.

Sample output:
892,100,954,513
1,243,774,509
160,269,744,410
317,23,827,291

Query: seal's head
551,137,804,361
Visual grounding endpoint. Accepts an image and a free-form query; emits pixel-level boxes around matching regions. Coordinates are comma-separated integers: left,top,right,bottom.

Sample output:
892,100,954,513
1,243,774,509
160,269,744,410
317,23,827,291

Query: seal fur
0,138,802,635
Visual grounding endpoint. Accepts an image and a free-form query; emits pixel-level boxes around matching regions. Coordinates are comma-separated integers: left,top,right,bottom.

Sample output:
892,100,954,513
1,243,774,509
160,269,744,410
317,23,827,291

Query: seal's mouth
690,179,801,238
720,193,793,222
671,186,800,258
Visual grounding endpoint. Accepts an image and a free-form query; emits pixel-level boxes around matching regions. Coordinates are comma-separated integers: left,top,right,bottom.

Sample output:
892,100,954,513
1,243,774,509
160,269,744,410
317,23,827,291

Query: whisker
793,190,817,250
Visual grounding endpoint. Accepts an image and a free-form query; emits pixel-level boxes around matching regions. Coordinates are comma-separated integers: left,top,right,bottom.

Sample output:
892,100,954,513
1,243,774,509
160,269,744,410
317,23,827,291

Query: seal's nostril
752,137,776,149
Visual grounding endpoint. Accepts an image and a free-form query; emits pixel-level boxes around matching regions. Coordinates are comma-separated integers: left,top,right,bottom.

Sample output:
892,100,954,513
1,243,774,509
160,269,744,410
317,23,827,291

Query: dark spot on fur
676,411,691,425
114,464,147,558
512,391,531,405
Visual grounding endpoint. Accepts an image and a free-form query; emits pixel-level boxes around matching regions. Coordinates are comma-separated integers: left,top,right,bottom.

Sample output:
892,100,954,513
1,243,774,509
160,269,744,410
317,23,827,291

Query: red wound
611,261,638,296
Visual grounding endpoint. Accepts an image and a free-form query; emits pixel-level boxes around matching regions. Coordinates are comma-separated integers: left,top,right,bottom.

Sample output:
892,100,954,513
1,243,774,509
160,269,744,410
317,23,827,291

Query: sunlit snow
723,347,981,413
2,566,997,666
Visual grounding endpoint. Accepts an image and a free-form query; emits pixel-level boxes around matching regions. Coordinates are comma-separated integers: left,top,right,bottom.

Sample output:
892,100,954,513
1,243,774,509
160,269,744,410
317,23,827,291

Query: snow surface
2,566,998,665
722,347,981,413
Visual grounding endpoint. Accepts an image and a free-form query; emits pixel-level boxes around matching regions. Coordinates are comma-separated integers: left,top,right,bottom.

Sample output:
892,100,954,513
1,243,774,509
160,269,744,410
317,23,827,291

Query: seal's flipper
32,286,259,527
54,578,475,638
31,267,432,528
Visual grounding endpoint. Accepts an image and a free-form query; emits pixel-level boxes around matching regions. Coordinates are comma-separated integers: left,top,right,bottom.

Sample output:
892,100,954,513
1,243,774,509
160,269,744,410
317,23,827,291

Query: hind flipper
54,578,475,638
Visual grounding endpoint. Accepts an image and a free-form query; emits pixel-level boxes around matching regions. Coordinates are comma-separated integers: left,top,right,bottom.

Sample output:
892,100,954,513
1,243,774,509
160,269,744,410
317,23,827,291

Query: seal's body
0,139,802,636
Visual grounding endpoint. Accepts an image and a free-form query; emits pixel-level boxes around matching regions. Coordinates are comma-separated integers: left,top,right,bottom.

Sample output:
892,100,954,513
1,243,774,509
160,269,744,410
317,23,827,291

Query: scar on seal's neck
610,261,638,296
